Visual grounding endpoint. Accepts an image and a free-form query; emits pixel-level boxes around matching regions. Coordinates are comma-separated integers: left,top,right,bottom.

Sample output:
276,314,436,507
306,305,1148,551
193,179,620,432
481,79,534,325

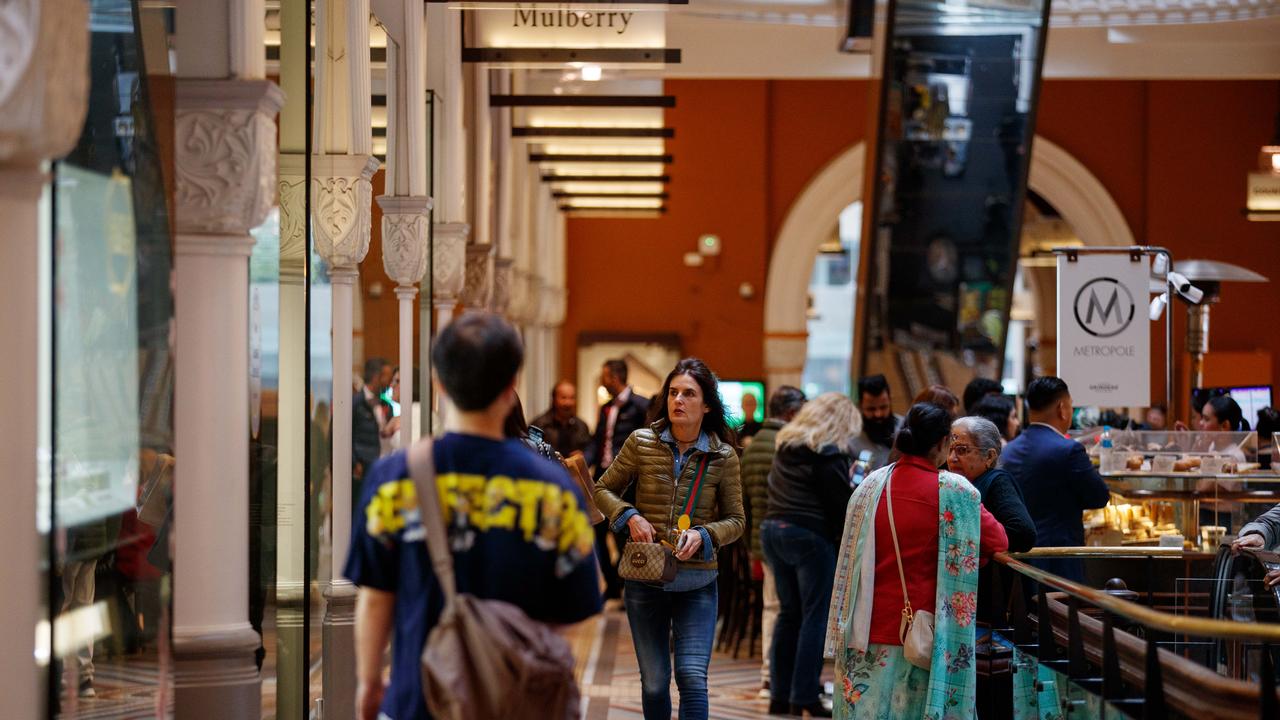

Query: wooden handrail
995,551,1280,642
1011,546,1185,558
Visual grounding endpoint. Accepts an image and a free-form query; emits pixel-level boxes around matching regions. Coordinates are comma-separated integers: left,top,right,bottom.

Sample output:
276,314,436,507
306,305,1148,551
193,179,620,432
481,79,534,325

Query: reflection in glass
803,201,861,397
860,0,1050,386
50,1,175,714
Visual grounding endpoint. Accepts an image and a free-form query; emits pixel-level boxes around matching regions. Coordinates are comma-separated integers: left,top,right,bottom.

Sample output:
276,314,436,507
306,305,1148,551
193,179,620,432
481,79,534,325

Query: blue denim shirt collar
658,426,711,453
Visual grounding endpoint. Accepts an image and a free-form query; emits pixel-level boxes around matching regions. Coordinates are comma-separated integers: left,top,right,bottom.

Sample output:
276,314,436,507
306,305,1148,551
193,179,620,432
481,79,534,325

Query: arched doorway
763,136,1134,394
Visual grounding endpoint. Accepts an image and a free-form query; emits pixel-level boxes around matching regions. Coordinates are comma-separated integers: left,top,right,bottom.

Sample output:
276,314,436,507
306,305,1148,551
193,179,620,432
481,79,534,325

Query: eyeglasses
948,443,977,457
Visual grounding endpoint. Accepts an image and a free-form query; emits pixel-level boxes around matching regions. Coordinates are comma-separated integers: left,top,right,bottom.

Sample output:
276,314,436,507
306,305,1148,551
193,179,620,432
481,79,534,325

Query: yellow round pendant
677,514,691,532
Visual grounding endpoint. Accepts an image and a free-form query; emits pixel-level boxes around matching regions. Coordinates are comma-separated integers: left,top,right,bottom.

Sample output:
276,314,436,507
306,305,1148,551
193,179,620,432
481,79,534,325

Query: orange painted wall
560,78,1280,407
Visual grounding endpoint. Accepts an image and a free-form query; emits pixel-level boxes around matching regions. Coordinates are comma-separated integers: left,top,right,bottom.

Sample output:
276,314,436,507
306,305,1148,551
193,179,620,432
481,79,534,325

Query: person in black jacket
760,393,861,717
353,357,392,498
586,358,651,600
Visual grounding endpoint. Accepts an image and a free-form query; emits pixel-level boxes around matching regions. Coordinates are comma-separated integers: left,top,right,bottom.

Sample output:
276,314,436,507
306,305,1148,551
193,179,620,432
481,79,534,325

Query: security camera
1152,253,1169,276
1149,292,1168,321
1167,271,1205,304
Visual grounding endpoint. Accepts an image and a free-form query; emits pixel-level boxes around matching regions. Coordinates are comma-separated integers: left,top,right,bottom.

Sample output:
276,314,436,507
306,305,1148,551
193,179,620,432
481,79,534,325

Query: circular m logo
1073,277,1135,338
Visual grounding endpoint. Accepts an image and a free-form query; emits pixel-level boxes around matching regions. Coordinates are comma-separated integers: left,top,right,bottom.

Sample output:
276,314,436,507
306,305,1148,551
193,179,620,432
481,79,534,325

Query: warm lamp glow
581,64,603,82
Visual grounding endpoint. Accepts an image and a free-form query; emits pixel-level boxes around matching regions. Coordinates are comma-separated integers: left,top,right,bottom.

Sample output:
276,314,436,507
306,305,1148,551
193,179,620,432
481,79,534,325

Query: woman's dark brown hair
653,357,734,445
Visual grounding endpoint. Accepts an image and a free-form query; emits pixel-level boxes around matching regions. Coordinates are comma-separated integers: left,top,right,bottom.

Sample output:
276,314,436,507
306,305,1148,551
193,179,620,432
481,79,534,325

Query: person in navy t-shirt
347,312,602,720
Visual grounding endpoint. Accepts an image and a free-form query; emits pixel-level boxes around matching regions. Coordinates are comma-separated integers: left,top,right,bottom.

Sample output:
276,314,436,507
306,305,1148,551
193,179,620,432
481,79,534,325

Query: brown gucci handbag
617,455,711,585
619,542,679,584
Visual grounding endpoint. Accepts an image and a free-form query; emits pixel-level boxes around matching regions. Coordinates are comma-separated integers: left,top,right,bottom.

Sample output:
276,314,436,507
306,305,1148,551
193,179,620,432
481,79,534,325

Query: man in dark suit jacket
353,357,392,499
1000,376,1110,583
586,358,650,599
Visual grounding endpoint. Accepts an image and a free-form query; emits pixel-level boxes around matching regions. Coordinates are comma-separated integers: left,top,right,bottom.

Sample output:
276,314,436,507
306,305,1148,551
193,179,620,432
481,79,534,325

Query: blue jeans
623,579,718,720
760,519,837,706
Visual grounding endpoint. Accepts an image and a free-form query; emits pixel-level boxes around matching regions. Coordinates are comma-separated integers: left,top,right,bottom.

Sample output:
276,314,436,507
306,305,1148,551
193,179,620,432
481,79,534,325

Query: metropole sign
1057,253,1151,408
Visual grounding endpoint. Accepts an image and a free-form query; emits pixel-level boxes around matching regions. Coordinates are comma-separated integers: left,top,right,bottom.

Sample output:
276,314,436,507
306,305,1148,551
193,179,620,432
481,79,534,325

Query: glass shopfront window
46,1,176,714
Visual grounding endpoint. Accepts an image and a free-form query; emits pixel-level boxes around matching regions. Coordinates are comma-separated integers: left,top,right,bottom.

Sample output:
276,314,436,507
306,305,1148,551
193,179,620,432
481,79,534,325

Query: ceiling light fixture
581,64,603,82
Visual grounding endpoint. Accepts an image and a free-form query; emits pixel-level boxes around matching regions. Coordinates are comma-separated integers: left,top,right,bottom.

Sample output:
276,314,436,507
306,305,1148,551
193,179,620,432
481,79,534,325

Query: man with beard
849,374,902,472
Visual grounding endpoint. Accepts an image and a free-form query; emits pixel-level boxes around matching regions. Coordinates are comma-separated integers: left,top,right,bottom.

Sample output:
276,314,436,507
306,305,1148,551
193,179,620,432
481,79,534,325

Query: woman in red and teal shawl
826,403,1008,719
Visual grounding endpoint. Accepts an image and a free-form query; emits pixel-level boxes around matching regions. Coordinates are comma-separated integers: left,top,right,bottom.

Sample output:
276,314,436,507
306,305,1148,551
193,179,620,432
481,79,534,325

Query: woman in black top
760,392,860,717
948,415,1036,623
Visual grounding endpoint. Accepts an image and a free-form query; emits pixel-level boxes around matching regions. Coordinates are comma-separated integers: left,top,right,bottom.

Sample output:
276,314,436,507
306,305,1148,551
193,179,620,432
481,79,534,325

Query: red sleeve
978,504,1009,567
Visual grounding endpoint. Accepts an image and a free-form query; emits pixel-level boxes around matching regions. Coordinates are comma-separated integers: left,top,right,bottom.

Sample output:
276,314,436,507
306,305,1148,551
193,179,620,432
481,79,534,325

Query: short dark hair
894,403,953,458
1026,376,1070,413
550,379,573,404
1256,407,1280,439
363,357,390,384
431,312,523,411
768,386,807,419
603,359,628,385
857,374,890,403
971,394,1016,440
963,377,1003,414
504,394,529,439
654,357,733,444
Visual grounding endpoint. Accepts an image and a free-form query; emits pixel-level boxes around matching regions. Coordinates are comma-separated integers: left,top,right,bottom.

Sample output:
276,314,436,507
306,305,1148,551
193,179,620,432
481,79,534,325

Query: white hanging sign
1056,253,1151,408
471,4,666,49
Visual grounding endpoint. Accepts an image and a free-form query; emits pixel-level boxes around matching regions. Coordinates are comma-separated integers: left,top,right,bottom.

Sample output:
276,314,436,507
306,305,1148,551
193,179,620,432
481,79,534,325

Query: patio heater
1175,260,1269,389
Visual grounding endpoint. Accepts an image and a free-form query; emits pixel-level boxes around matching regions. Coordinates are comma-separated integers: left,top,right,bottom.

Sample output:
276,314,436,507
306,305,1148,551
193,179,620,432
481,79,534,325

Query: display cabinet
1071,429,1280,550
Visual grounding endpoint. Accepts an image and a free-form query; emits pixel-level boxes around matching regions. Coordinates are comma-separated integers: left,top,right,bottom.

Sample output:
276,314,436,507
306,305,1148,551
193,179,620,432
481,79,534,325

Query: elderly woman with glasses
947,416,1037,626
947,416,1036,553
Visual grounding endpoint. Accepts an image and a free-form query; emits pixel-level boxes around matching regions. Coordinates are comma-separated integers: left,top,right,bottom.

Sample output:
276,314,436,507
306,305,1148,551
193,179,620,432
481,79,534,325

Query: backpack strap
407,439,457,602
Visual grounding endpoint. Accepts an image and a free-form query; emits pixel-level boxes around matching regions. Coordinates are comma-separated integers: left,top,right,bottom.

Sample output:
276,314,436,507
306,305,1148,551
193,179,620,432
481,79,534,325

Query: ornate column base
174,624,262,720
322,580,358,720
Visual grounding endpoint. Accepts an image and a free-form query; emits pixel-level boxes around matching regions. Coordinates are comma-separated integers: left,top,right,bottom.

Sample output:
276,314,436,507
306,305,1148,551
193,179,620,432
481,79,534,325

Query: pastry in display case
1070,430,1280,550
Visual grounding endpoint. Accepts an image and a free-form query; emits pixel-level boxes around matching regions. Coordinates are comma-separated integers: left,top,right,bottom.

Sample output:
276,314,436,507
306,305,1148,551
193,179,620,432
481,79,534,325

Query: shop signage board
1247,172,1280,211
1057,253,1151,408
464,3,678,65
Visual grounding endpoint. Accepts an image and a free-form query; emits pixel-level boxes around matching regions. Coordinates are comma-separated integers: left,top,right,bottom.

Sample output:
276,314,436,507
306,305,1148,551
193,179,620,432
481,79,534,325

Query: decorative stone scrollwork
376,195,432,287
541,282,566,328
312,154,380,268
175,80,285,236
278,153,308,283
490,257,513,315
432,222,470,304
461,243,494,311
0,0,89,167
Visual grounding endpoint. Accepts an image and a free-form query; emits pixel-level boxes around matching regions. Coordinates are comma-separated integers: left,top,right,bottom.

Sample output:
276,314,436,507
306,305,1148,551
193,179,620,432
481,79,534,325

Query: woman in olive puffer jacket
594,357,745,720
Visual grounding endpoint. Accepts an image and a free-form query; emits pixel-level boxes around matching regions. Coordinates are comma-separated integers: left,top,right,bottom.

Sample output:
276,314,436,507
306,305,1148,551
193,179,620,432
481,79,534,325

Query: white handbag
886,471,935,670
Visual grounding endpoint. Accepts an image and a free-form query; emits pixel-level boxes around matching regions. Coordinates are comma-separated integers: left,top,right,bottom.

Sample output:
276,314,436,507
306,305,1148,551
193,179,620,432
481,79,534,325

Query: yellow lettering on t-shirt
513,480,544,541
486,475,517,531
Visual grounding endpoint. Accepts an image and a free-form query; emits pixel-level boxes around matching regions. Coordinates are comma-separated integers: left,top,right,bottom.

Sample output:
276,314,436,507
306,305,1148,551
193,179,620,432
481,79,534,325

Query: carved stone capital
312,154,381,268
490,257,514,315
432,222,470,303
278,153,308,283
461,243,494,311
508,269,539,325
376,194,432,287
0,0,89,167
174,80,284,236
542,283,567,328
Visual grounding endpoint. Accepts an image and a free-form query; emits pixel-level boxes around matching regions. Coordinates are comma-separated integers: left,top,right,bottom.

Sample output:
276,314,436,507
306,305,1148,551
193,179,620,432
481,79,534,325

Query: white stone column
313,0,376,715
172,77,284,719
374,0,431,446
427,0,471,340
0,2,89,710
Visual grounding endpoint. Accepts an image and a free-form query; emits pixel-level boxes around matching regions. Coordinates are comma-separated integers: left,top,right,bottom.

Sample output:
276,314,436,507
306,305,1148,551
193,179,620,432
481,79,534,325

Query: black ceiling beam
531,153,672,163
553,191,669,199
560,206,667,213
265,46,387,63
491,94,675,108
542,174,670,183
513,126,673,139
464,48,680,64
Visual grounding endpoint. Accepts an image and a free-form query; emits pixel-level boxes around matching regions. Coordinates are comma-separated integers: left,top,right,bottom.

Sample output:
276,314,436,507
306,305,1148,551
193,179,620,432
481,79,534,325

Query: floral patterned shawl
825,463,982,720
